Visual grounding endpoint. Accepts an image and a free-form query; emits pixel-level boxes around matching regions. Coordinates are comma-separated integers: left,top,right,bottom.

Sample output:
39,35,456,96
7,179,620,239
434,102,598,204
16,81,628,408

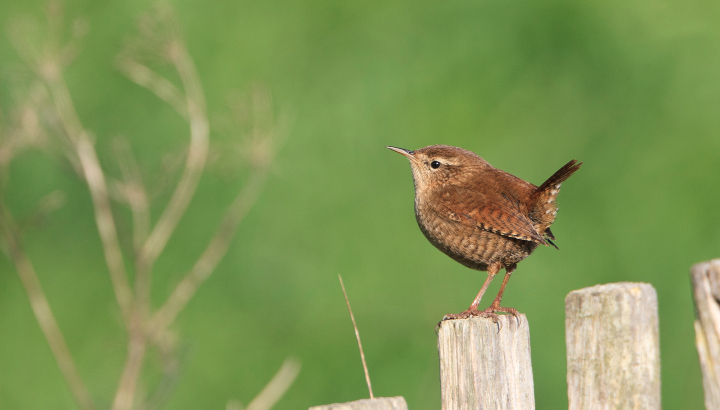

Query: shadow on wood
565,282,660,410
309,396,408,410
437,314,534,410
690,259,720,409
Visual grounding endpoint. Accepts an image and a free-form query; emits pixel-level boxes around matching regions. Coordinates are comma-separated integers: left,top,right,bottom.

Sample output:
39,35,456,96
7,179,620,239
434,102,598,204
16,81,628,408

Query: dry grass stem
111,138,150,252
74,135,133,321
0,205,96,410
115,57,188,119
111,314,148,410
132,13,209,310
0,87,49,168
20,23,135,320
230,87,292,172
245,358,301,410
338,274,374,399
151,169,269,334
4,3,293,409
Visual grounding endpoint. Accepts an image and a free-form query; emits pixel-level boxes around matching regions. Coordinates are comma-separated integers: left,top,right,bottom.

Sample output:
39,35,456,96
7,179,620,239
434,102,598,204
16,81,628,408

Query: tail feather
536,160,582,193
529,160,582,243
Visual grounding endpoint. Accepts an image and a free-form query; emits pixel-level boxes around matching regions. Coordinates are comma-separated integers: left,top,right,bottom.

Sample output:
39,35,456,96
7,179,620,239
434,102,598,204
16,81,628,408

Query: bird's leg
442,263,501,321
468,268,498,311
478,264,520,320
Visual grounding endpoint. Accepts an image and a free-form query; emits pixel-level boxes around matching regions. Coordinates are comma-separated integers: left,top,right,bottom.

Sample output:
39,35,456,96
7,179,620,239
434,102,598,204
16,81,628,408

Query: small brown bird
388,145,581,321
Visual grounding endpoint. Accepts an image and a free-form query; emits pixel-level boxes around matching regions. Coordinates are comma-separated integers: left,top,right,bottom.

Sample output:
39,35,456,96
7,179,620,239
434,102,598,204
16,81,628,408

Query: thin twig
0,203,96,410
13,12,147,404
14,10,135,318
150,170,269,334
74,136,134,321
111,312,147,410
44,73,133,323
115,57,188,119
338,274,374,399
134,25,209,311
112,138,150,253
245,357,301,410
8,7,291,410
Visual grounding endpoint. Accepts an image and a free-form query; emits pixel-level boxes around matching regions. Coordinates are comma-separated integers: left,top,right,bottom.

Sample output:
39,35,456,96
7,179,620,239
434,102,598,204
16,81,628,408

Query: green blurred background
1,0,719,408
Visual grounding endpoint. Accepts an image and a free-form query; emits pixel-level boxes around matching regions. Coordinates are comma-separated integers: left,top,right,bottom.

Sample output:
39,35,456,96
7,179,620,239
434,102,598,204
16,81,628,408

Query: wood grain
690,259,720,409
565,282,660,410
437,315,535,410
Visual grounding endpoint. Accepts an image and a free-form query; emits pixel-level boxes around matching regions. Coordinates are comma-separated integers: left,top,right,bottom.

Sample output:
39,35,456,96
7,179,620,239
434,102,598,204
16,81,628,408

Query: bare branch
150,85,289,334
74,135,134,320
150,169,268,333
1,82,52,169
8,14,134,320
229,87,292,172
0,204,95,410
115,57,188,119
111,313,147,410
111,138,150,252
140,36,208,264
7,6,293,410
10,16,135,321
245,358,301,410
128,7,210,310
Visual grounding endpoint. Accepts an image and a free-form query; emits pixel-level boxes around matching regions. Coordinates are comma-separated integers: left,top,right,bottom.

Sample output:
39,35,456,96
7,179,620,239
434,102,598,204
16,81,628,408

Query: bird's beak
386,146,415,160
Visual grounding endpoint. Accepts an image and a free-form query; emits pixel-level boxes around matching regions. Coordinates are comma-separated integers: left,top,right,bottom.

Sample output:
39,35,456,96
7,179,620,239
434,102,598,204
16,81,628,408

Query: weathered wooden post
309,397,408,410
437,315,535,409
690,259,720,408
565,282,660,410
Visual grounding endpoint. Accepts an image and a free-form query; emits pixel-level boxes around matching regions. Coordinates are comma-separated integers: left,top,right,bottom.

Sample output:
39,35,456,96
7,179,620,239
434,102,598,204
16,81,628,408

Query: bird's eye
430,160,441,169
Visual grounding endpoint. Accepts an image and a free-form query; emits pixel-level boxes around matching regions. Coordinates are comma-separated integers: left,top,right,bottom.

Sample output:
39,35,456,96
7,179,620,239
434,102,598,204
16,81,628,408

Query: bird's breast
413,199,537,270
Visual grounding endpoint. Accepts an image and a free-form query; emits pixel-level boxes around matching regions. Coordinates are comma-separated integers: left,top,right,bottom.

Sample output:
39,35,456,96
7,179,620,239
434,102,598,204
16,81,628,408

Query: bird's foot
442,305,519,321
437,308,483,331
438,305,521,331
478,304,521,326
441,308,483,321
479,305,519,316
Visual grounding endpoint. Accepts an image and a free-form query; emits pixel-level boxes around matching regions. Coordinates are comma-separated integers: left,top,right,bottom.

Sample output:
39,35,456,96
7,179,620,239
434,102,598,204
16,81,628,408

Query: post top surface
565,282,656,299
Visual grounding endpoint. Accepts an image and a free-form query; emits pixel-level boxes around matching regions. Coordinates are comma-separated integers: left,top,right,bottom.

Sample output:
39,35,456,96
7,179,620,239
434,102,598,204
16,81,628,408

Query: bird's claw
439,306,521,332
438,309,482,330
479,305,521,327
441,309,485,321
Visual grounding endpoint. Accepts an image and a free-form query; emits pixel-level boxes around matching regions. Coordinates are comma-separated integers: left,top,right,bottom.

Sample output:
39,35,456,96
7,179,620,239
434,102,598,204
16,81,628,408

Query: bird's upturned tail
529,160,582,246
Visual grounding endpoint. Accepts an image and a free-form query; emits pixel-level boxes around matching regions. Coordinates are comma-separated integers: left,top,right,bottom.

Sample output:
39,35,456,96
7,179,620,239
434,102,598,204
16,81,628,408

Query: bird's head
386,145,489,194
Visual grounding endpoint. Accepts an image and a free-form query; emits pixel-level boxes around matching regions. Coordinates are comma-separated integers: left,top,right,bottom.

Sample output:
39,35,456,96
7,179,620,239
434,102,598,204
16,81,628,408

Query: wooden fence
437,282,660,410
312,259,720,409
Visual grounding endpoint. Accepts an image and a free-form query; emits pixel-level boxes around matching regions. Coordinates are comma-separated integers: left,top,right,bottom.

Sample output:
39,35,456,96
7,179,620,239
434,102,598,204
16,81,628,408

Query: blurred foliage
1,0,719,408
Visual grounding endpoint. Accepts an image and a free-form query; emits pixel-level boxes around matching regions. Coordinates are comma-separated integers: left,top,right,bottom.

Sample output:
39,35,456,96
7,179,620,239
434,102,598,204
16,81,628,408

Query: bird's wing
434,182,548,245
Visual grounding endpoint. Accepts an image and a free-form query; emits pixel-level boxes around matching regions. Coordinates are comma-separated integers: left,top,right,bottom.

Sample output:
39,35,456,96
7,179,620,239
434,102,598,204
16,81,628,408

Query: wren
387,145,581,321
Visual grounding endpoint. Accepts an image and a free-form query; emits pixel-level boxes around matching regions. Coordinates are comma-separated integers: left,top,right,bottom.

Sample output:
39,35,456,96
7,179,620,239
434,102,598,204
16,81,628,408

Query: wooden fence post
437,315,535,409
309,397,408,410
690,259,720,408
565,282,660,410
